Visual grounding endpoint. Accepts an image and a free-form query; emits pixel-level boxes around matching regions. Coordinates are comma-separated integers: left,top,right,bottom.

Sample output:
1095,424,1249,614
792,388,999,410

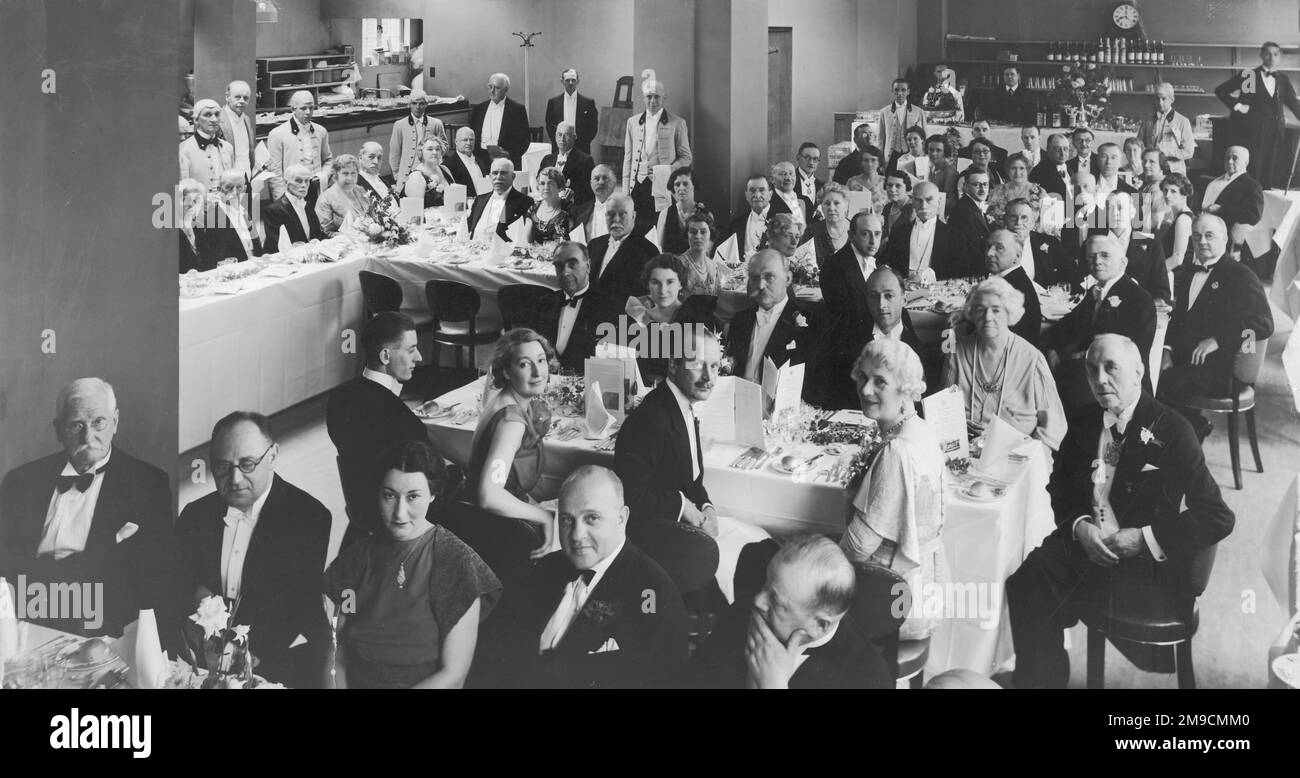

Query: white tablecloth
421,378,1053,674
179,257,367,452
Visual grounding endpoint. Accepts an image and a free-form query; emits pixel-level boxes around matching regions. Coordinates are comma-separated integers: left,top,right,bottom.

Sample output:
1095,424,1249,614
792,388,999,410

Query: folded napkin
400,196,424,223
974,415,1034,483
585,381,614,438
112,609,168,689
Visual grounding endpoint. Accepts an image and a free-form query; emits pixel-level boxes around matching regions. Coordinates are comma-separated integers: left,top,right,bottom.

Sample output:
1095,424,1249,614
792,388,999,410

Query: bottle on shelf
1046,41,1055,62
1158,41,1165,65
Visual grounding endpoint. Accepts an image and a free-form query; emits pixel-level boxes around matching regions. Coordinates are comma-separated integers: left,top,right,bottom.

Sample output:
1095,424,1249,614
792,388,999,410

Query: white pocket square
115,522,139,543
589,637,620,654
785,340,797,350
1140,464,1160,472
290,634,308,648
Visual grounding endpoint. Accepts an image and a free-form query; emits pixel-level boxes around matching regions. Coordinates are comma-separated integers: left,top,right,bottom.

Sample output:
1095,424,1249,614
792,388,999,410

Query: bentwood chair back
1185,338,1269,489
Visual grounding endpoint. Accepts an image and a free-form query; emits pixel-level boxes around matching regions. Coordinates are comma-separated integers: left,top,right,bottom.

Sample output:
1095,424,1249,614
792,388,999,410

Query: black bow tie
565,290,588,308
56,470,101,494
1192,263,1214,273
568,567,596,585
194,131,220,151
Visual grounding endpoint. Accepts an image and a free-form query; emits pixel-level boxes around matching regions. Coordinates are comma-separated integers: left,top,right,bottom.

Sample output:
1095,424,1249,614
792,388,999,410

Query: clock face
1113,3,1139,29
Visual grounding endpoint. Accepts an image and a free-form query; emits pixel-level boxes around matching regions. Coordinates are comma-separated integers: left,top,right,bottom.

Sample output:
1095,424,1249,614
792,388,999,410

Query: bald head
558,465,629,570
747,248,790,310
1191,213,1229,263
225,80,251,114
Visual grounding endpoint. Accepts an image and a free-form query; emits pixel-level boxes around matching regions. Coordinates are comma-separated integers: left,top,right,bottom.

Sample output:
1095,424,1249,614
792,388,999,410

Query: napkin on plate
585,380,614,438
974,415,1033,483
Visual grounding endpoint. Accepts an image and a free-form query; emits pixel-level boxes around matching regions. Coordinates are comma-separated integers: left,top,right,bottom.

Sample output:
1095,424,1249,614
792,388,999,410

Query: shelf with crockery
253,98,468,141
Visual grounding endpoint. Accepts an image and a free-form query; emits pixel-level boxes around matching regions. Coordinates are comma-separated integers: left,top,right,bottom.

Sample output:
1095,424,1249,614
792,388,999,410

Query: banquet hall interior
11,0,1300,690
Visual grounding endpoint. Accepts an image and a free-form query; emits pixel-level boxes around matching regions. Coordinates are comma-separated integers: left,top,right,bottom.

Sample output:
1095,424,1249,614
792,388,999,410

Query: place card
922,384,969,461
827,409,870,426
697,376,764,448
762,357,804,420
443,184,467,215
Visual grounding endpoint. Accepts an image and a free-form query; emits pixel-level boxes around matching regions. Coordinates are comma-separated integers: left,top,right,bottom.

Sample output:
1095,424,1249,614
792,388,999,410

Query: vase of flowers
1047,62,1112,126
357,191,415,249
183,595,256,689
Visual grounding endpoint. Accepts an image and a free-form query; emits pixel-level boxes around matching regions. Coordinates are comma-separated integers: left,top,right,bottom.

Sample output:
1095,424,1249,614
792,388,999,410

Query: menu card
922,384,969,461
585,356,640,421
697,376,764,447
847,190,873,216
443,184,467,216
400,196,424,224
973,414,1033,484
762,357,804,419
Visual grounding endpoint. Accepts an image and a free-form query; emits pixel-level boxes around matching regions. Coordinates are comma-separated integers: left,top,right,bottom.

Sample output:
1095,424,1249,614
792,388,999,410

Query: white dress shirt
852,246,877,281
1201,171,1242,212
221,202,254,256
1262,69,1277,97
555,282,590,354
362,367,402,396
588,197,610,240
221,485,272,601
873,319,904,342
287,193,312,237
223,105,251,174
538,536,626,651
908,217,937,271
1071,397,1167,561
38,451,113,560
563,91,577,128
1018,233,1036,282
359,170,390,198
1187,258,1221,309
458,151,486,192
598,234,624,278
777,190,803,217
744,296,789,383
798,170,818,201
480,192,507,237
746,207,770,258
481,100,505,149
636,109,665,181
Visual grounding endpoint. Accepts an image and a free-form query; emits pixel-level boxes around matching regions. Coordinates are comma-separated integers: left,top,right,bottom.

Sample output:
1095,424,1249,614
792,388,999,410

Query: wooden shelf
946,36,1300,48
945,58,1300,72
267,67,349,76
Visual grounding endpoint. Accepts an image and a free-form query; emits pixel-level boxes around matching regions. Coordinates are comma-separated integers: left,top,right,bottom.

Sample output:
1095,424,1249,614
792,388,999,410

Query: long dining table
419,376,1054,678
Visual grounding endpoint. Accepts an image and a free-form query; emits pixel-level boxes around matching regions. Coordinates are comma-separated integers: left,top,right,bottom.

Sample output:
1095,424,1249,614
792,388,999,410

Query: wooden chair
496,283,552,332
424,280,500,369
1184,339,1268,489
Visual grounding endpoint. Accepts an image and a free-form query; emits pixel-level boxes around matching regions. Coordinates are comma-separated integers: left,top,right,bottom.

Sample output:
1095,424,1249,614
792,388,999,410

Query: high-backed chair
424,280,500,369
1184,339,1268,489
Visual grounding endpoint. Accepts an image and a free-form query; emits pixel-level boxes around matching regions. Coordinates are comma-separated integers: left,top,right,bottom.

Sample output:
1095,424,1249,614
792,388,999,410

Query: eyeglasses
63,418,111,436
212,442,274,477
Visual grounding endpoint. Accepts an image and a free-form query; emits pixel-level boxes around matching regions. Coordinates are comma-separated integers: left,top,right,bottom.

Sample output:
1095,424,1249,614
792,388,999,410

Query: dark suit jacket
532,286,614,371
724,208,770,259
175,475,331,688
769,190,814,225
997,265,1042,347
0,448,174,638
832,148,867,184
1215,66,1300,147
1167,254,1274,391
1067,154,1103,178
180,230,205,273
1024,230,1079,287
198,203,262,262
880,218,969,279
615,383,711,526
522,543,689,688
725,297,817,386
881,200,915,247
979,86,1034,125
443,152,480,197
1087,230,1171,304
949,195,992,273
1050,393,1234,592
544,91,598,153
261,194,325,255
325,375,429,534
688,606,892,689
469,97,530,169
588,232,658,300
540,148,595,205
467,188,532,241
1046,274,1156,369
1029,158,1071,202
795,169,824,203
356,172,397,199
820,243,879,338
1203,173,1265,236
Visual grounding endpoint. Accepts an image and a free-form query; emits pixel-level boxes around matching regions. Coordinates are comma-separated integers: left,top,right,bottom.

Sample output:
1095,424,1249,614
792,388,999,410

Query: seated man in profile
689,535,892,689
1007,334,1233,689
519,466,689,689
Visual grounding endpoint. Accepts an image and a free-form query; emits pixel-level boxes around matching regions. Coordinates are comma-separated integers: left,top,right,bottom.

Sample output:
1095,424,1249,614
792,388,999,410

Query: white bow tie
1103,411,1128,435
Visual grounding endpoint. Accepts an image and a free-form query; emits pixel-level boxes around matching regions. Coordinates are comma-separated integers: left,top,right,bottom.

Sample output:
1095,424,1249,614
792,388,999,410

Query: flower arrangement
788,247,820,288
1047,61,1112,126
356,191,414,248
922,84,961,113
177,595,273,689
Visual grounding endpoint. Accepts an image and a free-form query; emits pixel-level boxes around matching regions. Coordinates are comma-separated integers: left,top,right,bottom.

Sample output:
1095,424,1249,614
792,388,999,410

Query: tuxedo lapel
1110,395,1165,522
84,462,131,552
469,195,488,236
557,547,629,655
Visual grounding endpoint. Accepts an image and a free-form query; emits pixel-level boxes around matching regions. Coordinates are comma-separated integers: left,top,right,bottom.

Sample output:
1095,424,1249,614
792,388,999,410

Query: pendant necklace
395,538,422,588
975,345,1010,394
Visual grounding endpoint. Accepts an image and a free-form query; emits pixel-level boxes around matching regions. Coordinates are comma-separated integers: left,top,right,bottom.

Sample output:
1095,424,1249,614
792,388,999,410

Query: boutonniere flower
794,313,809,328
1211,281,1220,290
1108,296,1121,308
1039,242,1049,252
1139,426,1163,447
583,599,616,624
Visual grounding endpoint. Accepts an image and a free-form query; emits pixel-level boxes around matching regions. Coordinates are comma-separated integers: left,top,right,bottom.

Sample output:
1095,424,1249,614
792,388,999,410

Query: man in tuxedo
219,80,256,184
1094,143,1136,200
690,535,892,689
260,164,324,255
467,158,531,241
532,241,612,370
522,466,689,689
795,142,824,204
876,79,927,164
205,170,262,260
469,72,530,170
1200,146,1265,251
326,312,429,546
1091,191,1171,305
833,123,876,185
985,229,1042,346
356,142,395,200
622,77,693,223
1139,83,1197,175
1214,42,1300,188
768,161,813,226
1007,334,1234,688
880,182,962,280
539,121,595,206
958,120,1008,171
1061,169,1100,261
176,412,331,689
1045,234,1157,409
725,174,774,262
980,65,1033,125
588,195,657,300
1018,125,1043,170
1030,132,1074,204
1068,126,1102,178
0,378,173,638
389,90,448,187
266,90,332,201
726,250,816,388
1005,197,1077,287
881,172,915,246
1159,214,1274,439
444,127,484,197
950,170,993,273
571,164,620,241
545,68,598,154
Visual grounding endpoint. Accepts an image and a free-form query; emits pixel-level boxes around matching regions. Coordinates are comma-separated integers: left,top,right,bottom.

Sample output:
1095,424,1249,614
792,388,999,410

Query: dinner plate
957,482,1005,502
1272,653,1300,689
414,401,455,419
770,457,814,475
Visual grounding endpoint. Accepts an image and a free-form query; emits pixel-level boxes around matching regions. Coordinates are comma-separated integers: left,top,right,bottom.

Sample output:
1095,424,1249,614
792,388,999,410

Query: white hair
284,163,312,181
192,98,221,116
55,378,117,420
289,90,315,107
489,72,511,88
1086,333,1144,371
1154,82,1175,99
556,121,576,135
489,157,515,174
360,141,383,155
606,193,635,212
854,339,927,402
961,276,1026,327
225,80,251,96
